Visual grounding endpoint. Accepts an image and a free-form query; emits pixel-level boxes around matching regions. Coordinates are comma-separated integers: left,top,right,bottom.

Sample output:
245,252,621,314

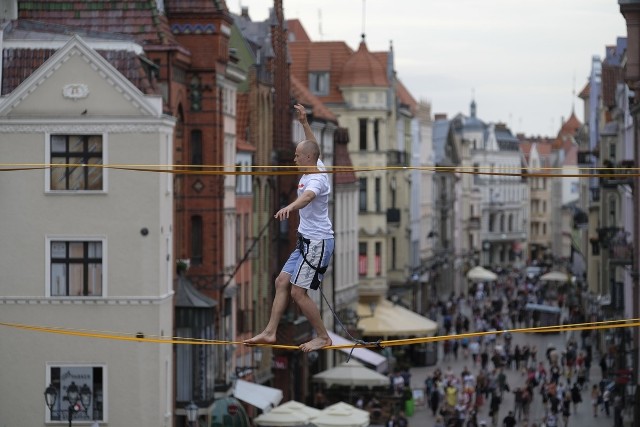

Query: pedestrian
590,384,600,417
470,339,481,365
545,412,558,427
501,410,516,427
430,384,441,416
245,104,334,352
489,390,501,427
603,387,611,416
599,355,607,378
562,393,571,426
396,410,409,427
570,382,581,414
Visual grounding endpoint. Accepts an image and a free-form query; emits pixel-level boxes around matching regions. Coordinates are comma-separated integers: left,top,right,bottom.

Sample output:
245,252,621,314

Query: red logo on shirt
298,184,304,188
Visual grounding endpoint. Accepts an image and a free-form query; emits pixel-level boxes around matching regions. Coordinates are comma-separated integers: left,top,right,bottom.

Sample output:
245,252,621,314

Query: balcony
609,242,633,265
468,216,480,230
483,231,527,242
387,150,409,167
387,208,400,223
577,150,598,166
600,160,635,188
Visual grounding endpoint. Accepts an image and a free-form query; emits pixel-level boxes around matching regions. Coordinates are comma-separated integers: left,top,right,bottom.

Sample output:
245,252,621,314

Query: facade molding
0,120,176,133
0,292,174,305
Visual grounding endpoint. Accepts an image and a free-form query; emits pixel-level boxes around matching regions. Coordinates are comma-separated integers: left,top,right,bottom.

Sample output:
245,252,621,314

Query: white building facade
0,36,175,426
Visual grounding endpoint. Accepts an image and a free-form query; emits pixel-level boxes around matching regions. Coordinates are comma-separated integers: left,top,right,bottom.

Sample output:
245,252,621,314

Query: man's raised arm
294,103,317,143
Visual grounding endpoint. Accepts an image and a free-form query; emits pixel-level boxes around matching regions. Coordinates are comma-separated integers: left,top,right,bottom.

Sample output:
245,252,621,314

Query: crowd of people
419,270,624,427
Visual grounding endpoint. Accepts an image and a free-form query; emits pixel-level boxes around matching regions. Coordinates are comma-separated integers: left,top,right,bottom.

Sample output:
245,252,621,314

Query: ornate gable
0,35,161,118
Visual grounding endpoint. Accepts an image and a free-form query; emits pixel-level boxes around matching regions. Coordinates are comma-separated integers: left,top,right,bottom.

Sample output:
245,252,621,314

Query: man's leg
244,272,292,344
291,285,332,352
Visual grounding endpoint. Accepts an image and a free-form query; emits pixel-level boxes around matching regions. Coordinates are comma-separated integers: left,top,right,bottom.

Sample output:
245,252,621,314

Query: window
374,242,382,276
375,177,382,212
50,135,103,191
610,142,617,163
373,119,380,151
358,242,367,276
46,364,105,423
190,130,203,168
309,72,329,96
359,178,367,212
387,240,393,272
50,240,103,297
236,155,253,195
191,216,203,265
359,118,368,151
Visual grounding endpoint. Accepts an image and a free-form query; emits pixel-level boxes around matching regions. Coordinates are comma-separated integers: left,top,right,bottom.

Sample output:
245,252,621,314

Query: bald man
245,104,334,352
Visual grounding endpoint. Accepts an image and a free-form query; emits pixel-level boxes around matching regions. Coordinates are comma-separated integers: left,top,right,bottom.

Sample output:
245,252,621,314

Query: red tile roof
286,19,310,42
289,40,353,104
235,92,255,152
578,82,590,99
17,0,179,47
396,79,417,115
2,47,154,95
558,112,581,137
340,40,388,87
602,63,623,108
520,141,532,159
291,75,337,123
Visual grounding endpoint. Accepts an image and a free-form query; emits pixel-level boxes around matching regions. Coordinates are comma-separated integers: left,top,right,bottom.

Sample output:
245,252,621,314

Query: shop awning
540,271,569,282
357,298,438,338
327,331,388,373
233,379,283,412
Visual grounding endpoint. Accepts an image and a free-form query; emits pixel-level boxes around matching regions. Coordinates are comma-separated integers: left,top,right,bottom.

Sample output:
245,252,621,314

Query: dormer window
309,72,329,96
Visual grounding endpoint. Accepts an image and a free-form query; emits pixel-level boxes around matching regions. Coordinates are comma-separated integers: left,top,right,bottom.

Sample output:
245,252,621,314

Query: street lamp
44,382,92,427
185,401,199,427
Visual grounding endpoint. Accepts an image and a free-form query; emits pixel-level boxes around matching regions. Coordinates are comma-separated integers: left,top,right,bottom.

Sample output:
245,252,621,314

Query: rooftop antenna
572,71,576,114
361,0,366,40
318,9,323,40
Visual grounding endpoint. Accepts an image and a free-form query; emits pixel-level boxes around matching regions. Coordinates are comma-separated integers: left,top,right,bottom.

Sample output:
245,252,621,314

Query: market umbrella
254,404,312,426
539,271,569,282
466,266,497,281
277,401,322,418
310,402,369,427
312,360,389,388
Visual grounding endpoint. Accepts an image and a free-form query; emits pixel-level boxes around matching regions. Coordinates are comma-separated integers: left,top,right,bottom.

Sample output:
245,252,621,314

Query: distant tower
470,99,477,118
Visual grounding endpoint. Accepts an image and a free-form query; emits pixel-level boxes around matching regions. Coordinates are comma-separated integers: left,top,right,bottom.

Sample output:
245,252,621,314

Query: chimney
434,113,447,121
241,6,249,18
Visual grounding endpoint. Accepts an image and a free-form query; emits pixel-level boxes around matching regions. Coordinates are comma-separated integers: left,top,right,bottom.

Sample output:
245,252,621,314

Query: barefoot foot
300,336,332,352
244,331,276,345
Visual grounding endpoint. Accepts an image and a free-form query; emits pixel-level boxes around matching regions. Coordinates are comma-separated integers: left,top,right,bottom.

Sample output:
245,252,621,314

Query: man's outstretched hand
294,103,307,124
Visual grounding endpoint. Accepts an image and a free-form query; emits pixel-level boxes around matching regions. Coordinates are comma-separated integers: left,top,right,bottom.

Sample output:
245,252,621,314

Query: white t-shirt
297,159,333,239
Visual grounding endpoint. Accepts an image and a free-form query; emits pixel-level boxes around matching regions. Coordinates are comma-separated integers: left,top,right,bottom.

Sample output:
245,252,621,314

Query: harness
296,232,327,289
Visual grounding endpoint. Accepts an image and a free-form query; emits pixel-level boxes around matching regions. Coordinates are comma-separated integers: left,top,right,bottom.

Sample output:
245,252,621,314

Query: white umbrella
312,360,389,388
311,402,369,427
254,404,311,426
324,402,369,418
539,271,569,282
466,266,497,281
277,400,322,418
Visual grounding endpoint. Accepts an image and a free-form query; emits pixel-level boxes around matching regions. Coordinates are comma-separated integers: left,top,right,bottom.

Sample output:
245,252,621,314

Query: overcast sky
232,0,626,137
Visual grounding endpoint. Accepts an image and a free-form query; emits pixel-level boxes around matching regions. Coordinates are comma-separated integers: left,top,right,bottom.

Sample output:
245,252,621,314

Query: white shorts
282,234,334,290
